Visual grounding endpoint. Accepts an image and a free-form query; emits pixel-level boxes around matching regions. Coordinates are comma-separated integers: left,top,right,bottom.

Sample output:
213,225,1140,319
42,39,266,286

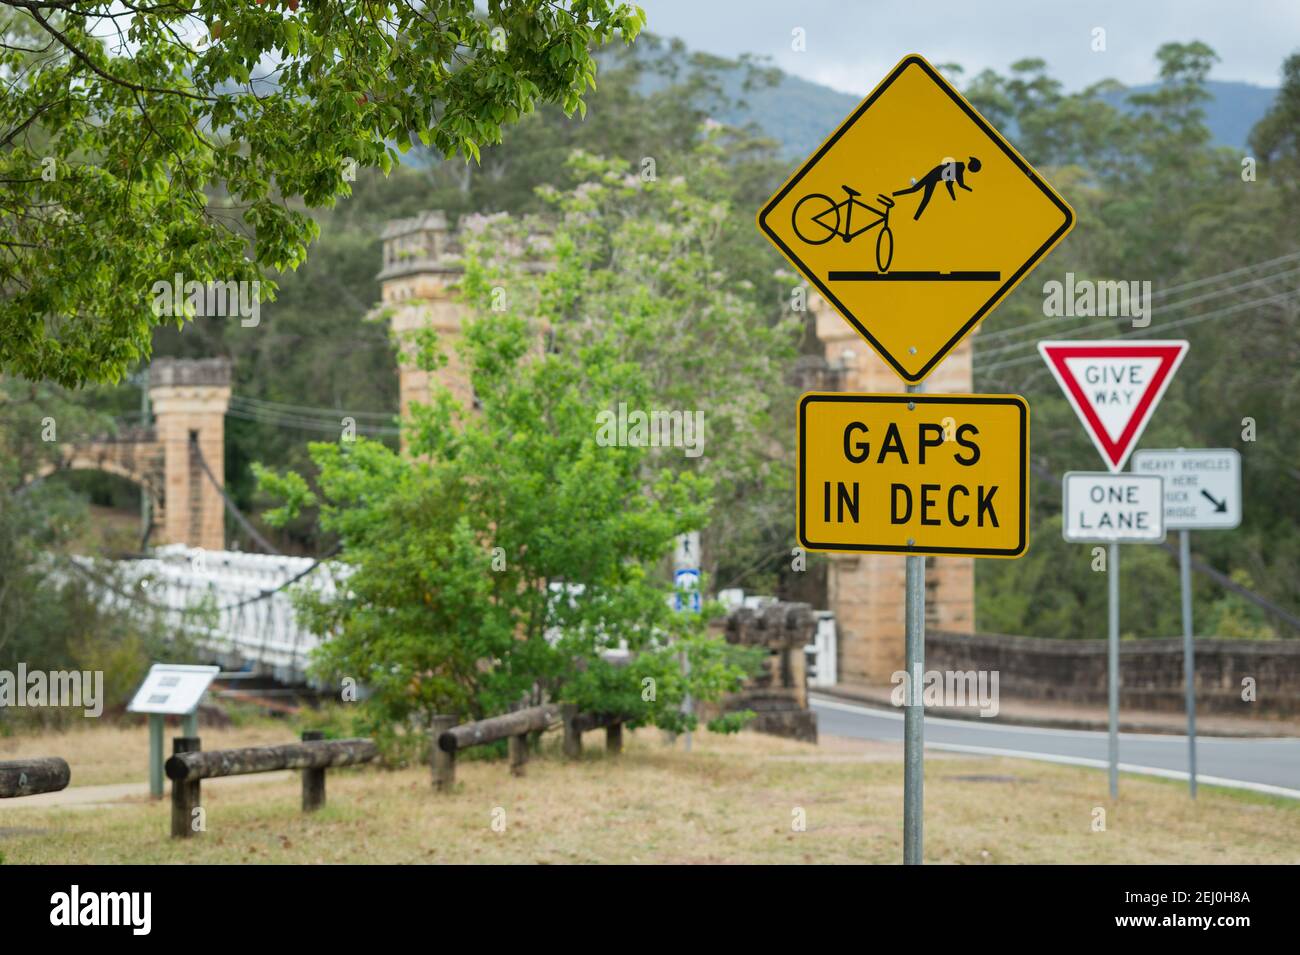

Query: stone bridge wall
928,630,1300,717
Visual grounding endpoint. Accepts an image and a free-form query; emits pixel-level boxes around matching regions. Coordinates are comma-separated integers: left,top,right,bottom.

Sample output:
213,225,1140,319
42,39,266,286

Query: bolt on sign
1062,472,1165,543
797,393,1029,557
1131,449,1241,530
758,54,1075,383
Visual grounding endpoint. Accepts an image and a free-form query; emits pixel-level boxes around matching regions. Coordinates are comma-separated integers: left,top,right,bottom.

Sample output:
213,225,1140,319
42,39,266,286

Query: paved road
811,694,1300,798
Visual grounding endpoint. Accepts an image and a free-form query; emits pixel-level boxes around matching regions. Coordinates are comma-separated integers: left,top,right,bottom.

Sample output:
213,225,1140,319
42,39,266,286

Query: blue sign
673,568,701,613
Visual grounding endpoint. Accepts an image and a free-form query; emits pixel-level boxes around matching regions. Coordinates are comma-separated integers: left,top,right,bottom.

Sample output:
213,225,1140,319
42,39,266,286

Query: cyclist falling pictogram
791,186,896,272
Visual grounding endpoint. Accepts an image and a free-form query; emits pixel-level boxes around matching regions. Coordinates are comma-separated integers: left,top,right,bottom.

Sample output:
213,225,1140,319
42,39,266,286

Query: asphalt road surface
811,694,1300,798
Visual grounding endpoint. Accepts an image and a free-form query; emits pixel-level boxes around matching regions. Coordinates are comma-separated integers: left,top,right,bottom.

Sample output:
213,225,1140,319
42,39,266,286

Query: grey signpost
1062,472,1165,799
673,532,701,754
757,54,1077,869
903,541,925,863
128,664,220,798
1132,448,1242,798
1107,540,1120,798
1043,339,1187,800
903,382,925,864
1179,529,1196,796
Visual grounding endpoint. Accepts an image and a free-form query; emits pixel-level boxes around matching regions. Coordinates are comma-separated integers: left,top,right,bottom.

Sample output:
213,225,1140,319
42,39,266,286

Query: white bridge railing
87,545,345,683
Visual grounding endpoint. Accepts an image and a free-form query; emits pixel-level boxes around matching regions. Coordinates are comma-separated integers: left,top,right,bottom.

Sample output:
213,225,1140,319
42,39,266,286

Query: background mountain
1100,80,1278,151
688,65,1277,157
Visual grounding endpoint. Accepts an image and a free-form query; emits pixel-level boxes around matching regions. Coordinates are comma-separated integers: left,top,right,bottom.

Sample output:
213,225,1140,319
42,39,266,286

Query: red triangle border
1040,342,1188,470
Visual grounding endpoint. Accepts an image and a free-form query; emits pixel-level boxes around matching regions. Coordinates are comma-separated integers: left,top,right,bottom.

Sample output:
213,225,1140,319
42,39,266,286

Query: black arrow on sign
1200,489,1228,513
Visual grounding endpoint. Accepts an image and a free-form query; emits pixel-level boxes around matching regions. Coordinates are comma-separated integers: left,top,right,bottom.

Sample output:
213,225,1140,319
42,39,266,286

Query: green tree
140,35,793,559
970,42,1300,638
447,143,801,598
257,153,771,729
1250,52,1300,216
0,1,645,386
258,305,754,733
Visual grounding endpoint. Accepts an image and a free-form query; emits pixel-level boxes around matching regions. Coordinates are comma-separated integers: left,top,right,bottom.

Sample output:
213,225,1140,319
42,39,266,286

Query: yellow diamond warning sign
798,393,1029,557
759,54,1075,383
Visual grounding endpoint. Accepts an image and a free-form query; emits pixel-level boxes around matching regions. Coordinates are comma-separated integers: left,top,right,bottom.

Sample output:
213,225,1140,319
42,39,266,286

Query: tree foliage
0,1,645,385
967,42,1299,637
257,150,773,727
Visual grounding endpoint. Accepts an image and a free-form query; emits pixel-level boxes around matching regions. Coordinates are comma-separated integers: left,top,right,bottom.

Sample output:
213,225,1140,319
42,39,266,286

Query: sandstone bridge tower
33,357,231,552
149,357,232,551
376,211,471,448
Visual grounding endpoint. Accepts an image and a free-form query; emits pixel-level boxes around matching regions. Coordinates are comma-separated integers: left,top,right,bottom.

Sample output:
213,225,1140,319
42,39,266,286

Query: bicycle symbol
792,185,895,272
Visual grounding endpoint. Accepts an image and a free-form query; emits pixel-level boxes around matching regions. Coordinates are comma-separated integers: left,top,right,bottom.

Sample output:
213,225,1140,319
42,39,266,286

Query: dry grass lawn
1,723,1297,864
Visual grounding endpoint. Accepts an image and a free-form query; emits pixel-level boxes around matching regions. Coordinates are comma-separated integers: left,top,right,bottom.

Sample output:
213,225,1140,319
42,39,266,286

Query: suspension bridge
61,546,345,685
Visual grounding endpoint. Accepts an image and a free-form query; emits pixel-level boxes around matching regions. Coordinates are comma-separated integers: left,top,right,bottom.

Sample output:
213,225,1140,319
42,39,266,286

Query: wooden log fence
0,758,70,799
430,714,457,791
165,732,378,838
433,704,627,787
152,705,627,834
562,706,624,757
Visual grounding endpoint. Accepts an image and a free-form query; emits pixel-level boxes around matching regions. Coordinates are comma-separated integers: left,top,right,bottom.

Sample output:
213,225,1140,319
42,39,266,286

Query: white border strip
810,693,1295,742
810,694,1300,798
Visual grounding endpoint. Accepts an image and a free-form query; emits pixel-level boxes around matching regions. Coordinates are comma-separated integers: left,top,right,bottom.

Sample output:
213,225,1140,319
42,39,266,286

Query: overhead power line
225,406,402,436
975,250,1300,345
978,287,1299,375
228,395,396,421
975,262,1300,360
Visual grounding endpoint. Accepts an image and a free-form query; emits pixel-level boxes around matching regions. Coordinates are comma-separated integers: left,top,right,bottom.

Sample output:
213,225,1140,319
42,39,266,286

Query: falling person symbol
892,156,982,221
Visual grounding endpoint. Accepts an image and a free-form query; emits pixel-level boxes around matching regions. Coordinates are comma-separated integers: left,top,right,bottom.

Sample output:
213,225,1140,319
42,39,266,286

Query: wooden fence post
606,722,623,756
509,733,529,777
430,715,457,791
561,704,582,759
170,736,201,839
301,730,326,812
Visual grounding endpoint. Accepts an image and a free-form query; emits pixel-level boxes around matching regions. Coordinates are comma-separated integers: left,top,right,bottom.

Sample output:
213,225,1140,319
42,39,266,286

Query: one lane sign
1131,448,1241,530
1062,472,1165,543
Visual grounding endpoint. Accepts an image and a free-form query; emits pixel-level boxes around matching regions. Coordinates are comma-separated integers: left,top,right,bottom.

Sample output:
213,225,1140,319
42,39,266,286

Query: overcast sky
635,0,1297,92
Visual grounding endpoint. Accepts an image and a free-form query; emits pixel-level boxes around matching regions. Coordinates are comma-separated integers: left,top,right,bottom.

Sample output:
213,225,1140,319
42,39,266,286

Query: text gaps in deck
797,393,1029,557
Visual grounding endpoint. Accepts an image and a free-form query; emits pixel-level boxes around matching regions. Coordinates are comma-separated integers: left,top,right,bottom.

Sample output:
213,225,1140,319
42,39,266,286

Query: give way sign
1038,340,1188,472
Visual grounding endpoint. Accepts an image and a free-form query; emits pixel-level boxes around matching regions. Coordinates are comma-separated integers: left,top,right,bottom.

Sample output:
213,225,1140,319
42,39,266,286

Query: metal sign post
128,664,219,799
796,386,1031,866
673,532,701,754
760,51,1076,871
1045,338,1188,802
1062,472,1165,799
902,382,926,865
1107,541,1120,800
1132,448,1241,799
148,713,165,798
1179,529,1197,798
